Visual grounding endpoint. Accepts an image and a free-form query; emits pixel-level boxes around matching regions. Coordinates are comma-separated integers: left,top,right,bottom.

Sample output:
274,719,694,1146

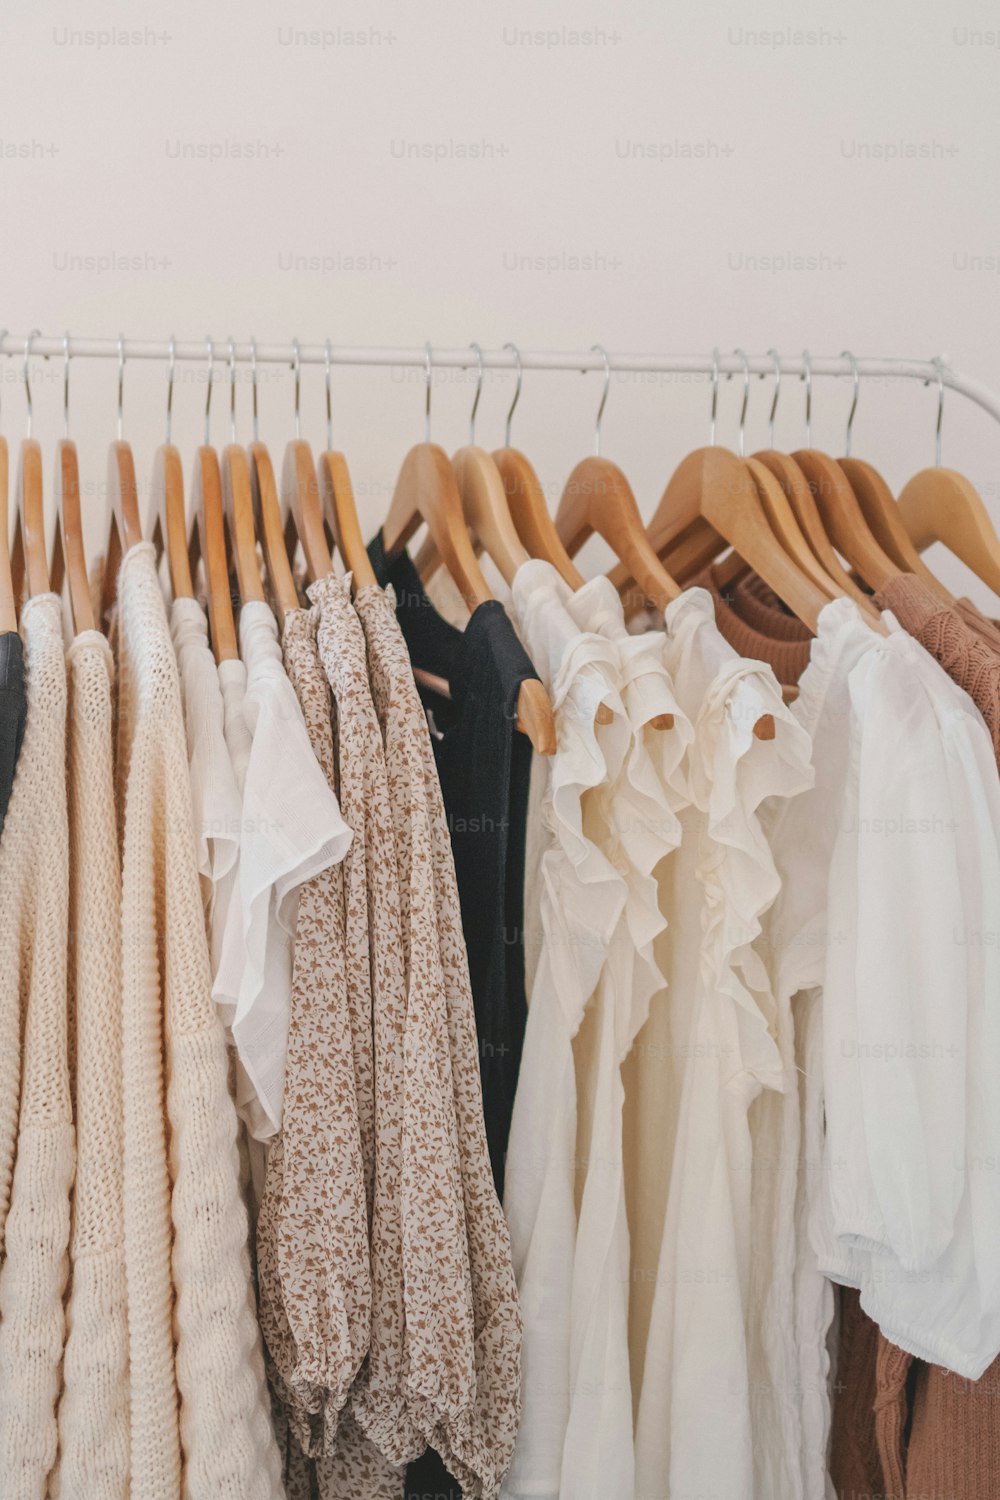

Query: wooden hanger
186,342,238,663
753,450,877,613
898,467,1000,598
99,338,144,631
316,342,376,590
281,340,334,586
10,333,50,606
0,436,14,633
382,347,555,754
220,339,266,607
555,348,681,611
239,339,300,626
49,340,94,633
148,341,194,602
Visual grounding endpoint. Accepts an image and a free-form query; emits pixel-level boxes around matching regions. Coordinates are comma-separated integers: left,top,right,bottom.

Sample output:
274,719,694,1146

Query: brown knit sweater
702,566,1000,1500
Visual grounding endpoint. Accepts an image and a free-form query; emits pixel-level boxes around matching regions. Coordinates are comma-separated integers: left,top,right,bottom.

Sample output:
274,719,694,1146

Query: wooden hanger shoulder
222,442,265,605
249,440,300,625
150,442,194,600
897,466,1000,600
384,441,493,613
100,440,144,629
318,448,376,589
839,456,951,600
51,438,95,634
189,446,238,663
493,446,584,589
282,437,332,584
11,438,50,601
556,454,680,611
753,449,875,612
791,448,900,591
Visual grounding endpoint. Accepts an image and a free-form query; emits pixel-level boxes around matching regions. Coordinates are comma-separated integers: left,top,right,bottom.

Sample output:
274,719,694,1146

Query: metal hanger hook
204,336,214,447
324,339,333,451
590,343,610,457
503,342,522,446
928,355,945,465
165,334,176,445
249,336,259,443
765,348,781,447
729,347,750,457
23,328,38,440
423,341,433,442
227,336,237,443
801,349,813,446
63,332,72,440
709,346,720,446
291,338,301,441
116,332,126,442
468,342,483,445
841,350,860,456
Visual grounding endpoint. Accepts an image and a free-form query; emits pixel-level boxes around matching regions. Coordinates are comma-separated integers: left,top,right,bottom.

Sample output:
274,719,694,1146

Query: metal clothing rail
3,335,1000,430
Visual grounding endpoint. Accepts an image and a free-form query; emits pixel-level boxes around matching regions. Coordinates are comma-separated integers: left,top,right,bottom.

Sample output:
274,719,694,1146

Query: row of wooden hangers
4,337,1000,752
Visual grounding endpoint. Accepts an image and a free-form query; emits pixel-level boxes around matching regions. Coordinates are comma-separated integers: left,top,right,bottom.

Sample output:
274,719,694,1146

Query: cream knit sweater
116,545,282,1500
53,630,129,1500
0,593,74,1498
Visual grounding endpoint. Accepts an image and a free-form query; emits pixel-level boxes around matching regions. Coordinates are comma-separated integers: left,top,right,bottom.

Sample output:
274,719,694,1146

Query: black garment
369,532,536,1199
0,630,26,840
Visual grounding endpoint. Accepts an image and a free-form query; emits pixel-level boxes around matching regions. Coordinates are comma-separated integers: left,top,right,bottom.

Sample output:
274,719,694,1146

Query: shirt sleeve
823,647,967,1271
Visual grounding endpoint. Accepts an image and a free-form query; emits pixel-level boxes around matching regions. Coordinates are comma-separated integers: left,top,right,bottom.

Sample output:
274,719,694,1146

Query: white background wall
3,0,1000,598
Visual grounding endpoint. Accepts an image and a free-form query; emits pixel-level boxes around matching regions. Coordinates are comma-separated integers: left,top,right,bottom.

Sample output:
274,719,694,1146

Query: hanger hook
22,329,38,440
841,350,860,457
423,341,433,442
291,337,301,441
709,346,720,445
63,332,72,441
927,355,945,465
590,343,610,457
116,332,126,442
468,342,484,445
249,336,259,443
801,349,812,446
165,334,175,445
503,342,522,446
324,339,333,451
729,347,750,456
204,336,214,447
227,336,237,443
765,348,781,447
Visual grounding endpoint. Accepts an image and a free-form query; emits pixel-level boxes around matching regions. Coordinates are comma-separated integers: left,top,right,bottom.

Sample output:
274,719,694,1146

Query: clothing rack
4,336,1000,431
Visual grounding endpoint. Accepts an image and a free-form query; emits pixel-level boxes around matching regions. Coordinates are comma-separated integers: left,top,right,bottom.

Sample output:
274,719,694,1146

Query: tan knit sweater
0,593,74,1498
54,630,129,1500
116,544,283,1500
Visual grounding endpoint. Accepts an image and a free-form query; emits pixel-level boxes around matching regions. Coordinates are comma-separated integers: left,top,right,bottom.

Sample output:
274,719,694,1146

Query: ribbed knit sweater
54,630,129,1500
0,593,74,1499
116,545,283,1500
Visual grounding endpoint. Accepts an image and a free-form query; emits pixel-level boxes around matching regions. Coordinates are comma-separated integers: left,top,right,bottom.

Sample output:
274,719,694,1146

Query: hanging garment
0,593,72,1500
354,578,523,1500
256,597,369,1457
170,595,243,963
0,628,25,838
55,628,129,1500
113,543,283,1500
369,533,538,1200
626,588,813,1500
502,562,631,1500
213,599,352,1140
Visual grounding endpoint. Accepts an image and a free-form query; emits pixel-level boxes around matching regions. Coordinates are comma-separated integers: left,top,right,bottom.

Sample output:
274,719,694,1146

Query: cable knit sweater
54,630,129,1500
0,593,73,1499
115,544,283,1500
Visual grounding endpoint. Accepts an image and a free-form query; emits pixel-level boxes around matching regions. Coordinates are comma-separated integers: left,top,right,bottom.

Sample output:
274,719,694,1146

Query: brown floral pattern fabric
353,583,523,1500
256,606,369,1454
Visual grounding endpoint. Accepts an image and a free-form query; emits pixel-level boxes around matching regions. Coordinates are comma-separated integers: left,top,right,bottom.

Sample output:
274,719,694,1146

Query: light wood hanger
243,338,300,626
555,346,681,612
382,345,556,755
221,339,266,607
281,340,334,586
186,341,238,663
148,339,194,602
895,362,1000,597
10,333,50,605
317,341,376,589
0,434,14,633
99,337,144,632
50,339,94,633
